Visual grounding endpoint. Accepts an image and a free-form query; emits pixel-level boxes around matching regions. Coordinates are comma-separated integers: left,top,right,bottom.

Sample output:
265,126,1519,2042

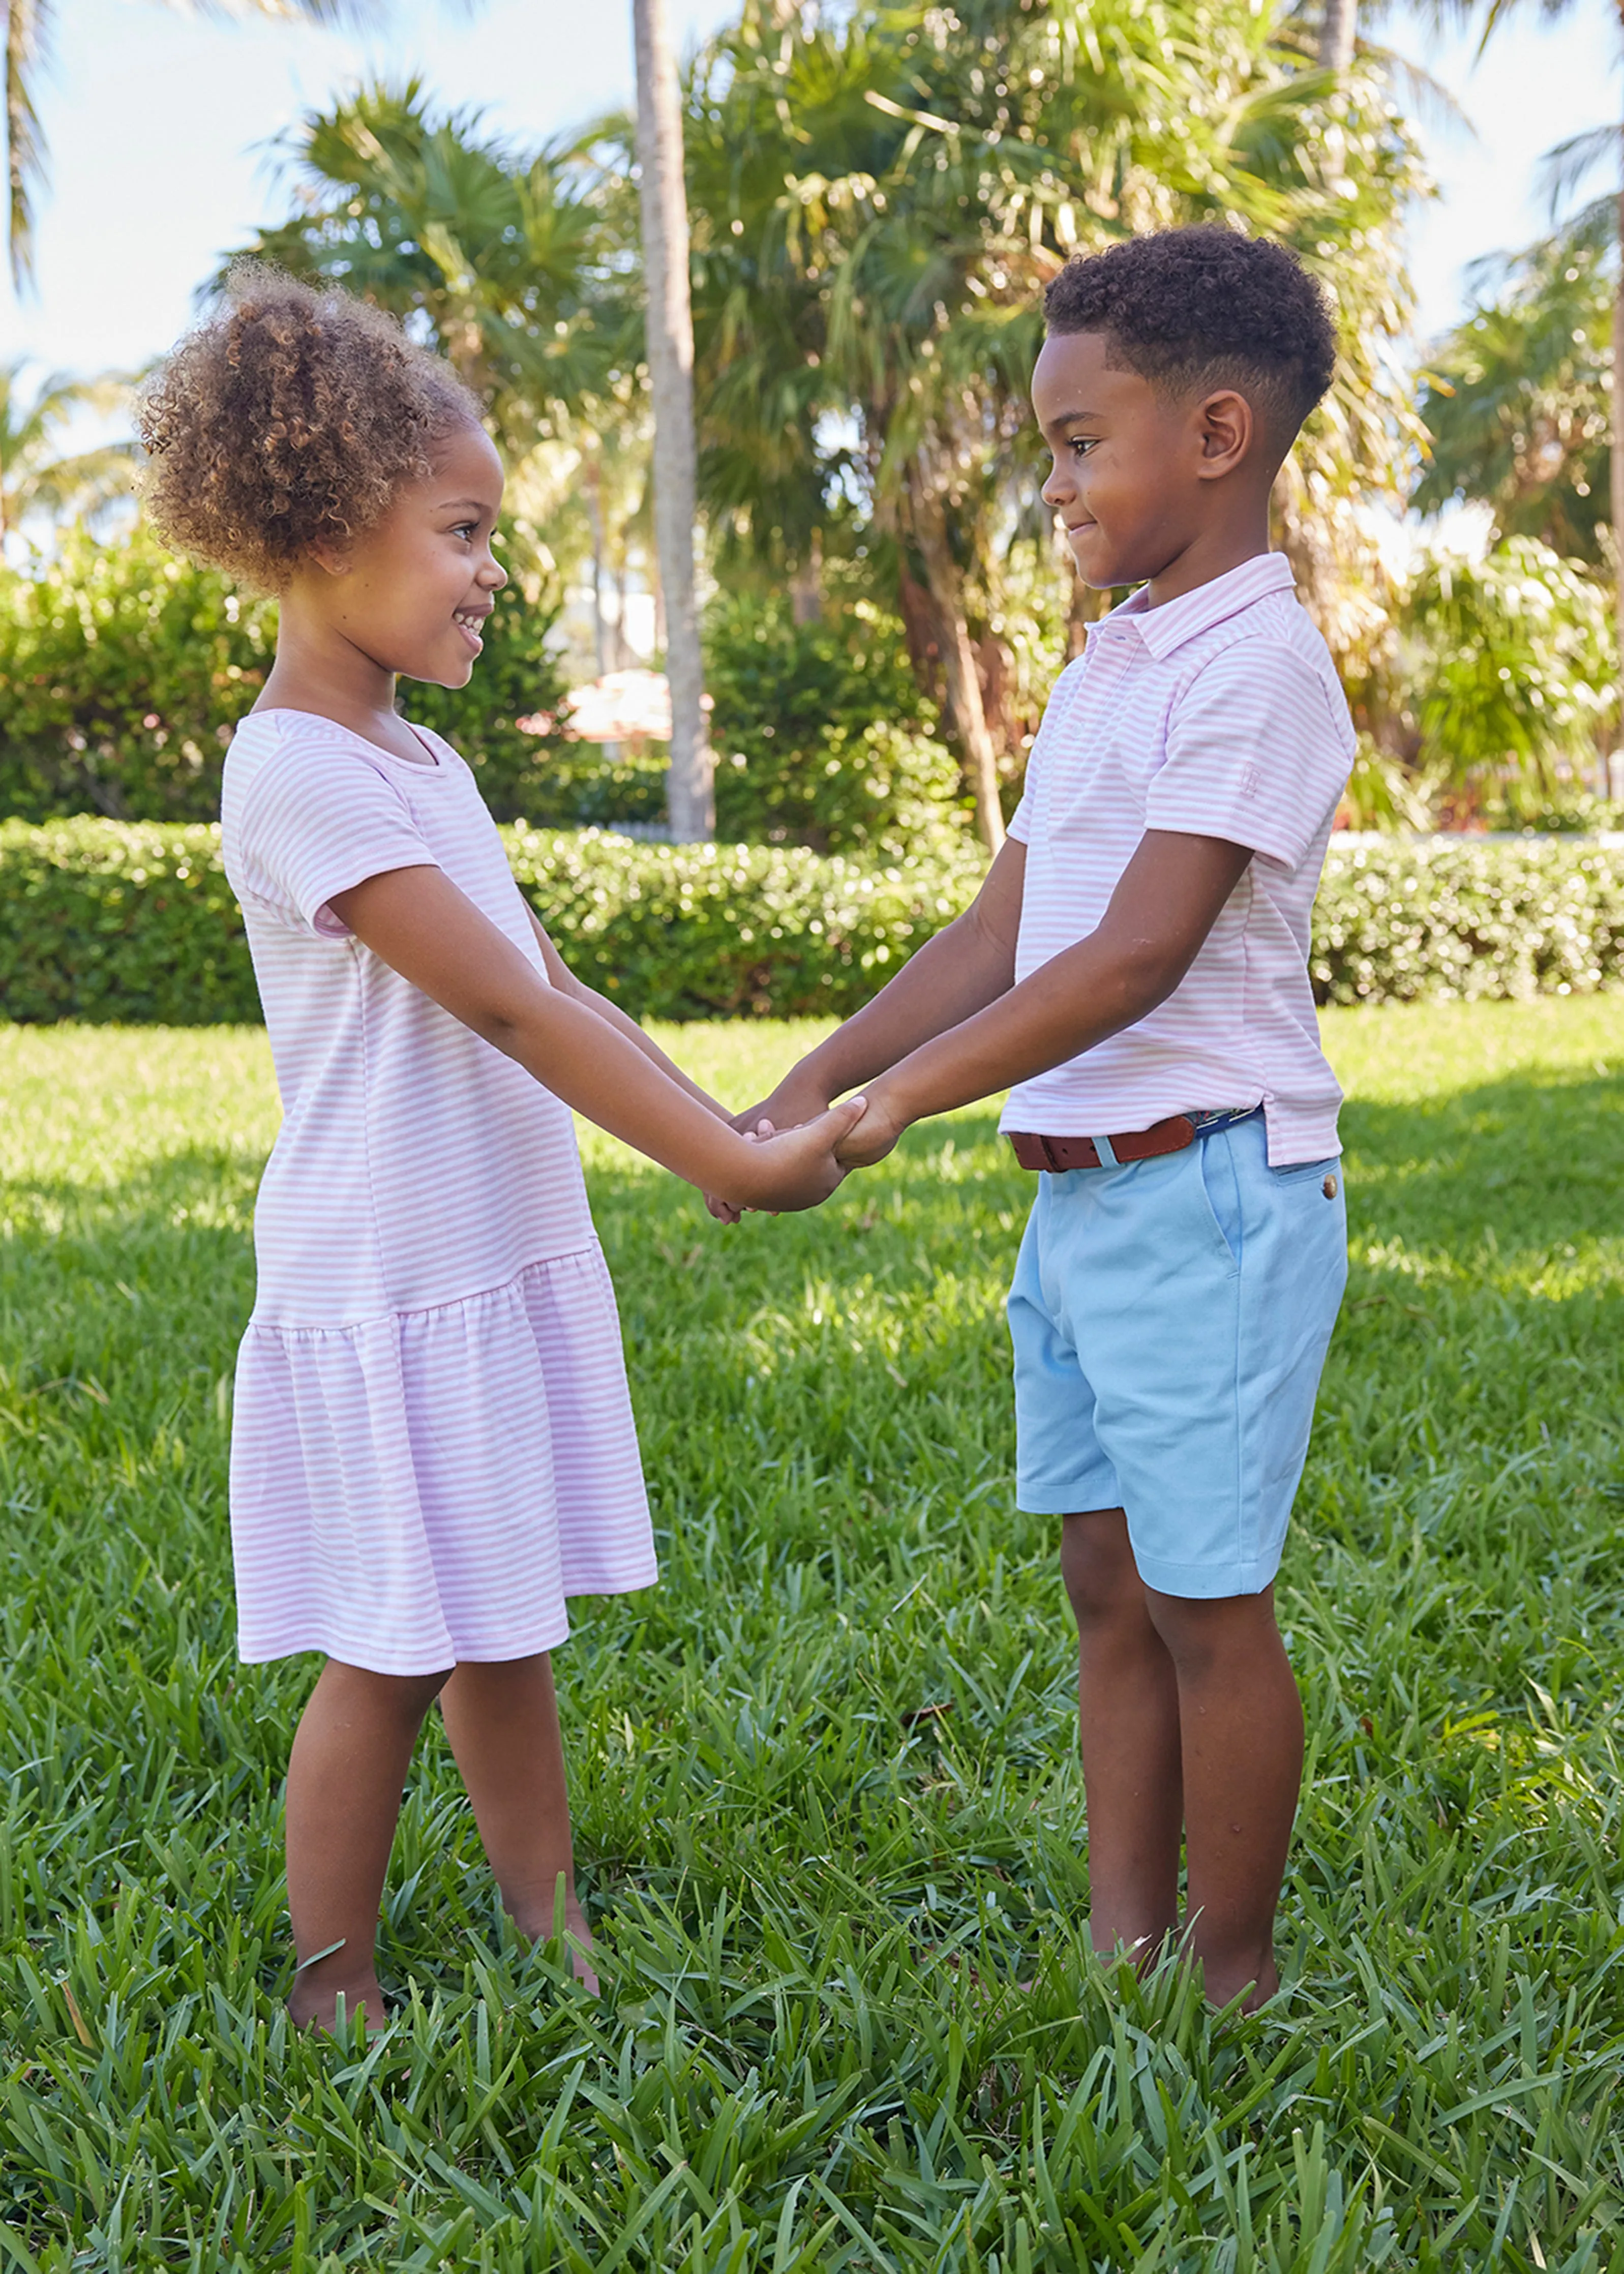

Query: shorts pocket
1195,1133,1243,1271
1267,1154,1341,1184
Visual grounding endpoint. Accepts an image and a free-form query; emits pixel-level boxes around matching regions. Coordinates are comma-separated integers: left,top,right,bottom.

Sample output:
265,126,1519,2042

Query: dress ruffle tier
229,1246,655,1675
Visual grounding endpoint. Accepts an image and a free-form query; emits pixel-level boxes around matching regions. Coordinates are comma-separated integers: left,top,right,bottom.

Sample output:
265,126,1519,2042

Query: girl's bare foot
288,1965,390,2036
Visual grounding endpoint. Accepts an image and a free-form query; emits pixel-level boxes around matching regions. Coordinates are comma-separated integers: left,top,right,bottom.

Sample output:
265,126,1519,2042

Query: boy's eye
1069,437,1098,459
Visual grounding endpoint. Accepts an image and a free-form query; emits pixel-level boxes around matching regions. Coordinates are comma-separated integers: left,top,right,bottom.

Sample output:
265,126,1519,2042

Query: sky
1,0,1615,387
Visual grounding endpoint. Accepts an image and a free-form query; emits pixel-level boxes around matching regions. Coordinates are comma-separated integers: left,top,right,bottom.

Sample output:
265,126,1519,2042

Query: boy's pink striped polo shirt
1002,552,1356,1165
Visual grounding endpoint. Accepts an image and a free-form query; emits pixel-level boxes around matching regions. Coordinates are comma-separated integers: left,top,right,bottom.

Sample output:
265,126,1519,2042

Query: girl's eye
452,522,478,540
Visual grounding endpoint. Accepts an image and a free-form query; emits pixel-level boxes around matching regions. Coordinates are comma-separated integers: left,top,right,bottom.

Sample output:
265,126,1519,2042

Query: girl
137,269,862,2031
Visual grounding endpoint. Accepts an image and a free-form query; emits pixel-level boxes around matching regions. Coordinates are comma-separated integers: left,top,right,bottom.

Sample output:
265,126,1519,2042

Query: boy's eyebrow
1041,408,1101,428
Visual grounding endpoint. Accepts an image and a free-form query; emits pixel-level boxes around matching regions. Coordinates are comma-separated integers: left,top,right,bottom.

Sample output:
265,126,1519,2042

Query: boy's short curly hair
137,265,483,592
1043,227,1337,455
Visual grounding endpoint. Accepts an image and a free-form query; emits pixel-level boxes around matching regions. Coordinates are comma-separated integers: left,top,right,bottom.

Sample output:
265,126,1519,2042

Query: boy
740,228,1354,2009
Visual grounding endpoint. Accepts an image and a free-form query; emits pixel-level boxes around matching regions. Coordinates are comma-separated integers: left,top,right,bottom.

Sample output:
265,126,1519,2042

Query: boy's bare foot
511,1893,599,1995
1200,1948,1279,2014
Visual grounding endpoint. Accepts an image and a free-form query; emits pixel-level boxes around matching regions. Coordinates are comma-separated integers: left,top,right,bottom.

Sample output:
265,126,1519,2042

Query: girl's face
316,422,509,688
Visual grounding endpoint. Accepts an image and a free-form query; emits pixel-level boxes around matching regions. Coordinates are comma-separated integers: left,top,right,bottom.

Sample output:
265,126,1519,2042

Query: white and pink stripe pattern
1003,553,1356,1165
220,710,655,1675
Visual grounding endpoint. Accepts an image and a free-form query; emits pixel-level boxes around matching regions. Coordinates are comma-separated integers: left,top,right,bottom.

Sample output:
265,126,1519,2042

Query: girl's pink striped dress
220,710,656,1676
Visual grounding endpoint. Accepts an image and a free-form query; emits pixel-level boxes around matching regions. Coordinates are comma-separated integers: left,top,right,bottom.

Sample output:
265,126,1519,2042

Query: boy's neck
1141,503,1275,612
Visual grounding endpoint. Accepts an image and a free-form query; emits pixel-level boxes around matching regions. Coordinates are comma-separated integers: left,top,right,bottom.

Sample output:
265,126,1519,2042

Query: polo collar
1089,552,1296,660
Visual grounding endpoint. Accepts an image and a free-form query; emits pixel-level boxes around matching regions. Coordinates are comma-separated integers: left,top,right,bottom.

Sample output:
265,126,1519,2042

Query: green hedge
2,821,1620,1027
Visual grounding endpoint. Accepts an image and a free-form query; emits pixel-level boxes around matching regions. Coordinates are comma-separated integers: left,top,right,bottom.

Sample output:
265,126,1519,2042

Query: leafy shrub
0,527,276,822
0,818,985,1024
1313,837,1624,1004
3,822,1621,1027
0,528,575,825
706,590,973,857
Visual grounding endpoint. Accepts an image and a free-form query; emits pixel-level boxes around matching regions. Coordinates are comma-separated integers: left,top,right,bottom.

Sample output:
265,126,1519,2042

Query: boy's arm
524,907,734,1120
836,829,1252,1164
737,837,1029,1132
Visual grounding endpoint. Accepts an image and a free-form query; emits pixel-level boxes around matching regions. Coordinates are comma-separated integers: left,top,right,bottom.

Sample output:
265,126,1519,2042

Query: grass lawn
1,998,1622,2271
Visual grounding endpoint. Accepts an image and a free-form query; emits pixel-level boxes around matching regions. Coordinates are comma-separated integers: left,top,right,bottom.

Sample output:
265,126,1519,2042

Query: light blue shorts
1006,1111,1347,1598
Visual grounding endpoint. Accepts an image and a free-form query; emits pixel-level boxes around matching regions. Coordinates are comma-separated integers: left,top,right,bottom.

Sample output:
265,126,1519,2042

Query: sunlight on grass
1,1001,1621,2267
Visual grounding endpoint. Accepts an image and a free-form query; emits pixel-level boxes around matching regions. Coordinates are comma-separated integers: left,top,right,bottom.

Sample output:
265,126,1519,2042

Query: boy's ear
1193,388,1254,480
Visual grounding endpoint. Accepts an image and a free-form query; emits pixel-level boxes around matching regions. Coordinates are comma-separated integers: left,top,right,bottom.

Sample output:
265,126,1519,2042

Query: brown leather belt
1008,1117,1195,1173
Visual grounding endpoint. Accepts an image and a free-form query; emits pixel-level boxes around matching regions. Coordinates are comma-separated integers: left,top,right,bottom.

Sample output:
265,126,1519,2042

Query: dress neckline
250,707,450,773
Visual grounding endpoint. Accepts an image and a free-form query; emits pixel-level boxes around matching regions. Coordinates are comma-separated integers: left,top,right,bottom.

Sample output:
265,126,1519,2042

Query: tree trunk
912,501,1004,855
633,0,713,842
1317,0,1356,73
790,528,823,624
1613,181,1624,778
585,459,608,677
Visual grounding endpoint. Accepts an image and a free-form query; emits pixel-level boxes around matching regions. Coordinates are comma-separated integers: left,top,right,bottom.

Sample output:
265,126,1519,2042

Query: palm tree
4,0,374,290
1416,213,1610,565
0,360,133,542
1440,0,1624,679
682,0,1422,852
633,0,712,842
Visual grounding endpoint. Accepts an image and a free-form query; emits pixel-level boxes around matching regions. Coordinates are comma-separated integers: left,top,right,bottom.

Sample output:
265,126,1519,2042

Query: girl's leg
1143,1583,1303,2011
285,1658,450,2031
436,1653,596,1987
1061,1509,1184,1962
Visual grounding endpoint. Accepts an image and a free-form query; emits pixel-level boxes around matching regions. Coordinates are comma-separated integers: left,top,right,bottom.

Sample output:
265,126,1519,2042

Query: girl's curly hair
137,265,484,592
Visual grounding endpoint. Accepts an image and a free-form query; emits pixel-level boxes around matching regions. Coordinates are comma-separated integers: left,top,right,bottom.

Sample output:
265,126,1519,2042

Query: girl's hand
735,1098,867,1213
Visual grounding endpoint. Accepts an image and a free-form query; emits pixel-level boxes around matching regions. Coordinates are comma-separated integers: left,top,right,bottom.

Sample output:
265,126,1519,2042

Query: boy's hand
734,1097,867,1213
833,1082,908,1169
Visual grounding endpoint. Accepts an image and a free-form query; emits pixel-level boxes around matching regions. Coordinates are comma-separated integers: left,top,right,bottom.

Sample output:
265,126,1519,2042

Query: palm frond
1540,123,1618,223
5,0,53,291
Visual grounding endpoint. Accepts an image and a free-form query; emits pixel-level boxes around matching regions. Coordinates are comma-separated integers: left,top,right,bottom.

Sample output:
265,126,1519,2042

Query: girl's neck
255,604,429,766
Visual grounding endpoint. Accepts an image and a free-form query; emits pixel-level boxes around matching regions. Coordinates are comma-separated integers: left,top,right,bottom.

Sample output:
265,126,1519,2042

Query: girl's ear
307,541,353,579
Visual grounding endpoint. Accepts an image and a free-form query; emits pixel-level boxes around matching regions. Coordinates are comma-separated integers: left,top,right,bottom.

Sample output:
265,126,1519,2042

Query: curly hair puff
1044,228,1337,455
137,265,484,592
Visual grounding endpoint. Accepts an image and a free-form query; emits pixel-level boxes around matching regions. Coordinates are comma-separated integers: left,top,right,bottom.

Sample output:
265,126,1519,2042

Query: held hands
729,1097,869,1215
705,1071,910,1221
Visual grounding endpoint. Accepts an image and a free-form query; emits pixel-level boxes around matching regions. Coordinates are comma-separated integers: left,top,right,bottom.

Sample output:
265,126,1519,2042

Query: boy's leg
437,1653,596,1987
285,1657,450,2031
1062,1508,1183,1961
1143,1583,1303,2010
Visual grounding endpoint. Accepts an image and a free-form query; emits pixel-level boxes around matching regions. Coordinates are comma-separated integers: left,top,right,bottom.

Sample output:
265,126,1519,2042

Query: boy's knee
1060,1509,1142,1625
1143,1587,1279,1679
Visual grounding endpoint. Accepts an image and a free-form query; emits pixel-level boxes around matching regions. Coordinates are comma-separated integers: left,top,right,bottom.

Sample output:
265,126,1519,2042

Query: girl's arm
735,837,1028,1133
522,907,731,1121
325,865,862,1210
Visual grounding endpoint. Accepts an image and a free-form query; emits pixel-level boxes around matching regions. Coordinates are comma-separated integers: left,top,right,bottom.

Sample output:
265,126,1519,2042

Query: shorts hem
1017,1481,1122,1517
1129,1547,1282,1600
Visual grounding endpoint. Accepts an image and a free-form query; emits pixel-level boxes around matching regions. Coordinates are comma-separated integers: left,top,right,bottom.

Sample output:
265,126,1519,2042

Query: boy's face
1032,331,1246,592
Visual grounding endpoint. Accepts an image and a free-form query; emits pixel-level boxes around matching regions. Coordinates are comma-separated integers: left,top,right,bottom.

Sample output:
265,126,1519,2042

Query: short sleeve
1146,639,1354,872
239,735,435,937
